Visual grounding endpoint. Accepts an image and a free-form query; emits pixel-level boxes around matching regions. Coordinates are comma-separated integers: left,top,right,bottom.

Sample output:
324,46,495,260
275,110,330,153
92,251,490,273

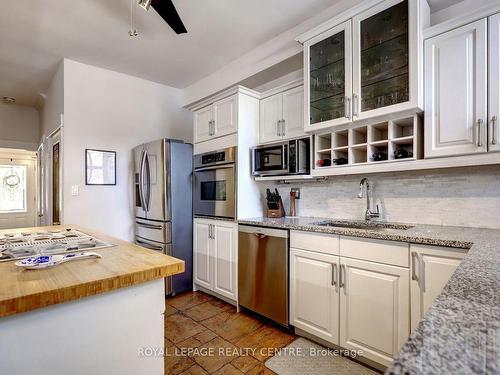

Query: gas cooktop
0,228,114,262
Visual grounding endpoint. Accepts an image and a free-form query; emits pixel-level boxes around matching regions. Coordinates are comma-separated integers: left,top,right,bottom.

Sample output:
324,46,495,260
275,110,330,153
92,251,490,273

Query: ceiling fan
137,0,187,34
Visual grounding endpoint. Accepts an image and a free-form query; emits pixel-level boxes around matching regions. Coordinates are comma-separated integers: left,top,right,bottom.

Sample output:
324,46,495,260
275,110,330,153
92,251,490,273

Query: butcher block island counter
0,224,185,375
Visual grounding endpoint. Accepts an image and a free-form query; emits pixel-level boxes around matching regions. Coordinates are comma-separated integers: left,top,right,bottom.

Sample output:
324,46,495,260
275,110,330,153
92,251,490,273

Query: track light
138,0,152,11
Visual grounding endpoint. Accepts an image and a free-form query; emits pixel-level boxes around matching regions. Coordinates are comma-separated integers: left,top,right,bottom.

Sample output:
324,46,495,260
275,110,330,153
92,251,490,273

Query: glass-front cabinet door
353,0,413,120
305,20,352,131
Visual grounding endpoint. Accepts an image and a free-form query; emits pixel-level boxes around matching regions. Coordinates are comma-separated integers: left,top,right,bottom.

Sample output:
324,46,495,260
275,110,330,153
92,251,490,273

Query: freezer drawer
135,237,173,295
238,225,289,326
135,218,171,244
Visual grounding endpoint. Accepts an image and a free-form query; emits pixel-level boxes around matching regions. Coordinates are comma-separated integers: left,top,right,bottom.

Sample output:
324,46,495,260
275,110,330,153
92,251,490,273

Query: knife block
266,198,285,218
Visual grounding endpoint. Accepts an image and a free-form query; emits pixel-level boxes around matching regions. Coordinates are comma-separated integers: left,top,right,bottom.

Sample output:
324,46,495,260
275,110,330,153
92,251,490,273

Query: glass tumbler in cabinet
305,20,352,131
353,0,412,119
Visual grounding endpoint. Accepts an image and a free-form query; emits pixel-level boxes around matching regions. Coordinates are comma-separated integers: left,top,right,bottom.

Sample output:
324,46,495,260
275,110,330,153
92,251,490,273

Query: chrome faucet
358,178,380,221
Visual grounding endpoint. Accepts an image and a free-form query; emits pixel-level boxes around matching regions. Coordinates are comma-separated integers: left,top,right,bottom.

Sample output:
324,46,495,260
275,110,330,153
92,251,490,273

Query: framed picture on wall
85,149,116,185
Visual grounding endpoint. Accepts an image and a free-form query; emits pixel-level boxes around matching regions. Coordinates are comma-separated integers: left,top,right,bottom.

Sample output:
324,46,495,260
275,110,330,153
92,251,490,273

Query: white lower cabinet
193,218,237,301
410,244,466,331
339,257,409,367
290,248,340,344
290,231,468,367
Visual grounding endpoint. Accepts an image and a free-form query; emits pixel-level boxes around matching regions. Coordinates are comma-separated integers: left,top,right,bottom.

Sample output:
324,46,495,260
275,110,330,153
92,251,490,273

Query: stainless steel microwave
251,137,310,177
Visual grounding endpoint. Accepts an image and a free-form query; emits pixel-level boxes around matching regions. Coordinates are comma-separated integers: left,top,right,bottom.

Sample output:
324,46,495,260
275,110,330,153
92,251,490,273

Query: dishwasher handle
238,225,289,238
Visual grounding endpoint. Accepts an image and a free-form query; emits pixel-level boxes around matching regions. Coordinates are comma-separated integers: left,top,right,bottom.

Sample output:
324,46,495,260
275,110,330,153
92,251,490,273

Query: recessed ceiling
0,0,344,106
0,0,464,107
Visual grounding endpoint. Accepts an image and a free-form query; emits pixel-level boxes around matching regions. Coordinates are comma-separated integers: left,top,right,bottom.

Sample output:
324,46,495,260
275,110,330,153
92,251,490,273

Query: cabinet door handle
281,119,286,137
411,252,419,282
211,224,215,240
208,120,213,136
331,263,337,287
352,94,359,117
276,120,281,137
492,116,498,145
477,119,483,147
339,264,345,289
345,97,351,120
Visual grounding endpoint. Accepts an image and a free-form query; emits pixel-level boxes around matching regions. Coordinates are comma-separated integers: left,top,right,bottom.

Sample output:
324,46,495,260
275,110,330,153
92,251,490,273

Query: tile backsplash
256,165,500,229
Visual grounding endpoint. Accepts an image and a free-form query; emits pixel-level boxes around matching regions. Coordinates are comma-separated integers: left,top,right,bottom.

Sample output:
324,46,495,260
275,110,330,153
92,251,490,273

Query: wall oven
194,147,236,219
252,137,310,177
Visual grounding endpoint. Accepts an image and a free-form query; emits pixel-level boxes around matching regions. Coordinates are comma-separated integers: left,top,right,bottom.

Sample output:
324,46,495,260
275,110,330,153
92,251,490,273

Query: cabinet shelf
310,57,346,74
361,71,409,89
391,135,414,145
370,140,389,146
360,32,409,54
313,113,422,170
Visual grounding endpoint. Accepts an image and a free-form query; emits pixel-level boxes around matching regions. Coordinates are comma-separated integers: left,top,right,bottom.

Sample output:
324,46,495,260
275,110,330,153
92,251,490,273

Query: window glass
0,165,27,212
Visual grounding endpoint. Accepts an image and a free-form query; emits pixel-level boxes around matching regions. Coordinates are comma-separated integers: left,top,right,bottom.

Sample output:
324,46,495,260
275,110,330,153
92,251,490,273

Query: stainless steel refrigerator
133,139,193,295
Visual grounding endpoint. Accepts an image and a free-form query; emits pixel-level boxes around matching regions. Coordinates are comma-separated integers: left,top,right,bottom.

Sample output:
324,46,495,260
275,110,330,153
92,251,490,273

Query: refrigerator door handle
144,150,152,212
139,150,147,211
136,238,164,251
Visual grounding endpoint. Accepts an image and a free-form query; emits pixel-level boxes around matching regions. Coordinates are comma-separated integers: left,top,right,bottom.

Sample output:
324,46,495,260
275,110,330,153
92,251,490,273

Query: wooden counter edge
0,260,184,318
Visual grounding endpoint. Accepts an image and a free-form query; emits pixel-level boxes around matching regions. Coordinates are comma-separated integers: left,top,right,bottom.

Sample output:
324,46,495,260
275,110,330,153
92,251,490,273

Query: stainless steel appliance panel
135,237,173,294
134,139,193,296
251,137,310,177
194,147,237,219
238,225,289,326
143,139,171,222
169,141,194,295
133,144,147,219
135,218,171,244
252,144,288,176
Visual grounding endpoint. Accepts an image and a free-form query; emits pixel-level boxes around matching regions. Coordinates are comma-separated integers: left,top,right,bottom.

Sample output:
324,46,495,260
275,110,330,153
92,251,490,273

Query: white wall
40,61,64,139
62,59,192,241
0,103,39,150
256,166,500,229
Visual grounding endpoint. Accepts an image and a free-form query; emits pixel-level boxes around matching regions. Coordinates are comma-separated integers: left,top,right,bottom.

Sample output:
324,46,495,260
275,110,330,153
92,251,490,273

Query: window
0,165,27,213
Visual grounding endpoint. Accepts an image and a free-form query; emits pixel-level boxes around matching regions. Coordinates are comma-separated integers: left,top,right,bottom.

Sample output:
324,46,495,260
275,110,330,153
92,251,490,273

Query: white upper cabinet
424,19,488,158
193,94,238,143
282,86,305,139
194,105,214,144
489,13,500,152
410,245,465,331
304,20,353,132
353,0,422,120
214,95,238,139
260,93,283,143
302,0,427,133
260,85,305,144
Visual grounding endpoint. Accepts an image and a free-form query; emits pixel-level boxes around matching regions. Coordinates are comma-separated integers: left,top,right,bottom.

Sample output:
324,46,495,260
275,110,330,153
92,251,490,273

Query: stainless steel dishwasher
238,225,289,326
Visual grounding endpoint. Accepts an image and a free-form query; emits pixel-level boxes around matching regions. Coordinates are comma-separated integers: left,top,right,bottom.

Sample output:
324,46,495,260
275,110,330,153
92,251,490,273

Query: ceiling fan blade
151,0,187,34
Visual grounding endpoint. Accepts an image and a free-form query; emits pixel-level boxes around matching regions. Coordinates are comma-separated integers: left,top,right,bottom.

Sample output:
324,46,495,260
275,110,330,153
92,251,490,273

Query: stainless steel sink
312,220,413,230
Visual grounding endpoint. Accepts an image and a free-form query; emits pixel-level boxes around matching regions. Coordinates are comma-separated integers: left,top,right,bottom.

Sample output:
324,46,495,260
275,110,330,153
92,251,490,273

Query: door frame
42,126,64,226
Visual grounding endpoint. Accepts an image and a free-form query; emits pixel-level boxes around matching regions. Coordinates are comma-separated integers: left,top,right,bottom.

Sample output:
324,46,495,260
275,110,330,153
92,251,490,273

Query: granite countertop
238,217,500,374
0,225,185,318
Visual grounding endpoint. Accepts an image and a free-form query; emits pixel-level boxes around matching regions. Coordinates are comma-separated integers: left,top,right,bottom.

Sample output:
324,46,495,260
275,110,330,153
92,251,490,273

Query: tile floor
164,291,296,374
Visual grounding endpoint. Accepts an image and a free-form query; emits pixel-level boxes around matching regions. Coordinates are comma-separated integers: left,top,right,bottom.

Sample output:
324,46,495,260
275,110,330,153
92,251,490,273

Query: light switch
71,185,79,196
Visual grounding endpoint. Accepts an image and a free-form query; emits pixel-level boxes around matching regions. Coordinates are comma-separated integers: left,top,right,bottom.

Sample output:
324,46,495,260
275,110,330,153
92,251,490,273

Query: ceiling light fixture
2,97,16,104
137,0,152,11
